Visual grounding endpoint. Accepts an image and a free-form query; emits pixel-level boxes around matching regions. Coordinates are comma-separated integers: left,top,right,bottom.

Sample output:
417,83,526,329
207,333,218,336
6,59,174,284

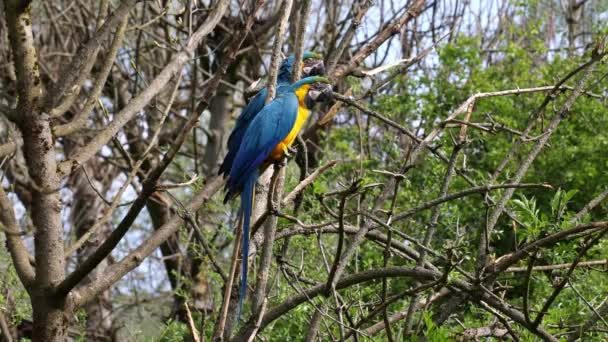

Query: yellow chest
270,105,310,160
284,106,309,146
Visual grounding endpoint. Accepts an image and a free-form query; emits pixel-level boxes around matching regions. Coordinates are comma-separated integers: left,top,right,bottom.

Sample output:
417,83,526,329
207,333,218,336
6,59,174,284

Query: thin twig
568,280,608,329
185,302,201,342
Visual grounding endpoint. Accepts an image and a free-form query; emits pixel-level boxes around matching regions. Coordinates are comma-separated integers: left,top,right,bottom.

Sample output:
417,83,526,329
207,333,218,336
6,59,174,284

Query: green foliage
276,8,608,339
0,235,31,326
155,319,190,342
410,312,451,342
74,309,88,342
512,195,544,237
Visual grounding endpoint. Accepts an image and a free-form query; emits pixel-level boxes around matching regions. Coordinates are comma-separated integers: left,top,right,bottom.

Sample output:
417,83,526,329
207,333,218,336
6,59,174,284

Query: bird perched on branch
218,51,325,178
224,75,332,318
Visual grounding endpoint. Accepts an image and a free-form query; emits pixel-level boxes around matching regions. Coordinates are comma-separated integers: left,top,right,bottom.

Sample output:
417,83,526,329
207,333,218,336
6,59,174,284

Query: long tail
238,170,258,320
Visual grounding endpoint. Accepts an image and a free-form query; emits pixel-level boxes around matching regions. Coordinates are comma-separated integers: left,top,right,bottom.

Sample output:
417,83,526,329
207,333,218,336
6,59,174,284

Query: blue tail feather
237,170,258,320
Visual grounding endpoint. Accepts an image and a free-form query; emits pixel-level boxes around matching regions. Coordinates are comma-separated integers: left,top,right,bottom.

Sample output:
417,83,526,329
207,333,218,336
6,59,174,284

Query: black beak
302,60,326,77
310,83,333,102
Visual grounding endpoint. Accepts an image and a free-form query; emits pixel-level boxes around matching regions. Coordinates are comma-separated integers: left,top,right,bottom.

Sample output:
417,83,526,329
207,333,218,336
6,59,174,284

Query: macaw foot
282,145,295,159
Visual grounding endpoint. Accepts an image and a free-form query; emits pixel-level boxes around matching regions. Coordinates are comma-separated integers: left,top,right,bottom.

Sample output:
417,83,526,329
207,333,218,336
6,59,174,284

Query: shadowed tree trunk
202,66,235,176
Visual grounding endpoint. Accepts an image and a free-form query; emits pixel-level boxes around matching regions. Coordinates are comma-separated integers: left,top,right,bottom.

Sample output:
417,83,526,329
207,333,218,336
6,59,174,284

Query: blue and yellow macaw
218,51,324,178
224,75,332,317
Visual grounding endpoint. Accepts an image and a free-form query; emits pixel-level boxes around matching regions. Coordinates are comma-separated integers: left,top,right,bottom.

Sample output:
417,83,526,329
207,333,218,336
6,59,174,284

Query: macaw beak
302,60,326,77
309,83,333,102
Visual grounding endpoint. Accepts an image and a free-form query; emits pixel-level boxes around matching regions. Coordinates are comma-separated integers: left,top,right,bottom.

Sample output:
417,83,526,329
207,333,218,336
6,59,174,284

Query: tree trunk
21,117,67,342
21,116,68,342
202,82,232,176
5,2,69,339
31,296,68,342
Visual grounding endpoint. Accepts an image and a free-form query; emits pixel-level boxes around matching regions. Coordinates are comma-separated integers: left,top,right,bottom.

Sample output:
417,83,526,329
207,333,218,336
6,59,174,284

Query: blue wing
225,93,299,200
218,89,268,177
219,80,294,177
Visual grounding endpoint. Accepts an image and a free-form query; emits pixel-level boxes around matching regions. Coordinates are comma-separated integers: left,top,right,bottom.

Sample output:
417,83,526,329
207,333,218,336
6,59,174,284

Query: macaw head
278,51,325,82
291,76,333,109
301,51,325,77
306,79,333,105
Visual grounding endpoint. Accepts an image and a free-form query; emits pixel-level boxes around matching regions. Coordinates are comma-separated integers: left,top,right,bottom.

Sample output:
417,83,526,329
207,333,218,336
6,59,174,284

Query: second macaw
218,51,324,178
224,76,332,318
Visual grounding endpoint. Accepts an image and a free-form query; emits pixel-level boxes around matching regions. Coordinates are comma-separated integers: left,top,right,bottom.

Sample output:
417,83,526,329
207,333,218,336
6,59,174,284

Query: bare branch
4,0,42,123
506,259,608,272
290,0,312,83
332,0,426,79
234,266,440,340
487,221,608,275
325,0,373,74
265,0,293,103
0,185,34,287
53,13,129,136
45,0,137,117
70,175,224,307
282,160,338,205
56,0,230,177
